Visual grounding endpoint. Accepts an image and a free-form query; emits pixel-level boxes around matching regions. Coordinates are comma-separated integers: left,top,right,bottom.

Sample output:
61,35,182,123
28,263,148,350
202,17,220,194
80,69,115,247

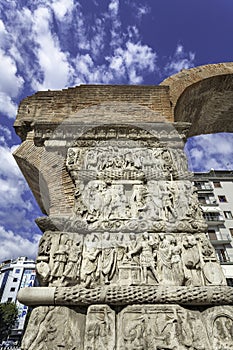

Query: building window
218,195,227,203
198,196,207,204
208,229,217,240
227,278,233,287
194,181,212,190
10,287,16,292
15,269,20,273
224,211,233,219
213,181,222,188
216,248,229,263
203,213,222,221
7,297,13,302
13,278,17,282
229,228,233,237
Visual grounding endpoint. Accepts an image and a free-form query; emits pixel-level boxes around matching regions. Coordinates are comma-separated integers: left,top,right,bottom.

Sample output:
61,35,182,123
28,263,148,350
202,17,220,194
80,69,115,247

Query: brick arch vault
160,62,233,137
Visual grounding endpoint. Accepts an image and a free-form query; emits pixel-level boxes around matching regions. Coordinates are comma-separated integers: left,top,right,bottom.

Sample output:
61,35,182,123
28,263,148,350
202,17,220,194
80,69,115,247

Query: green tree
0,302,19,342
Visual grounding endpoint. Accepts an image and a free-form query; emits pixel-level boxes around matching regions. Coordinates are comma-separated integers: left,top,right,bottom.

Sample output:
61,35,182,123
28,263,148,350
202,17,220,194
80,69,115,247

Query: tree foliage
0,302,18,342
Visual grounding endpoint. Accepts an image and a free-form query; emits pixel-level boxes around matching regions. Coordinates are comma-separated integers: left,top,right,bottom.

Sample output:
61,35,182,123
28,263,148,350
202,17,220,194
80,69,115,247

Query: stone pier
15,63,233,349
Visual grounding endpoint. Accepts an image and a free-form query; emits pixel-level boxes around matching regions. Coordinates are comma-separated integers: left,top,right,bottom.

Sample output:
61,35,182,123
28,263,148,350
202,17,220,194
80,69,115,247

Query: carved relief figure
186,190,204,221
159,182,177,221
22,306,82,350
49,234,68,284
128,232,158,284
182,235,203,286
101,233,117,284
157,233,173,285
60,242,82,285
157,234,184,286
84,306,115,350
130,184,147,218
170,238,184,286
110,184,127,219
82,248,101,288
213,315,233,349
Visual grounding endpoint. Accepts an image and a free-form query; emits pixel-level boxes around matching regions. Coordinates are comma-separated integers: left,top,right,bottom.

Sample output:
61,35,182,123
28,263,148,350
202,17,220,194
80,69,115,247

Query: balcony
203,213,225,225
194,183,214,192
217,248,233,265
209,232,232,245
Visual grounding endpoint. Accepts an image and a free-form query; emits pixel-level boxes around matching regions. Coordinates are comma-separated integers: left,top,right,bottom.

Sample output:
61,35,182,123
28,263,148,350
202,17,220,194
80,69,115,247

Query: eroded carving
36,230,226,289
84,305,115,350
118,305,211,350
21,306,85,350
36,231,83,287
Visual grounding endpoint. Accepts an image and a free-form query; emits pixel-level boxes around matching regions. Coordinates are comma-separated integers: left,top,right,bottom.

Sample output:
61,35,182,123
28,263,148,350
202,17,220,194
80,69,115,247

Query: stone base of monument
19,286,233,349
20,302,233,350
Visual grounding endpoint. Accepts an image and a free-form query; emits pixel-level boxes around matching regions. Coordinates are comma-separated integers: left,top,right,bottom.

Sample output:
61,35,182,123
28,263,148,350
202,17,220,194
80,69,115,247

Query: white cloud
31,7,74,90
51,0,74,21
125,1,151,21
107,41,156,83
0,19,8,46
0,49,24,97
165,44,195,75
0,144,31,209
0,226,41,261
0,0,159,103
74,40,156,85
108,0,119,15
185,133,233,172
90,18,106,58
0,92,18,118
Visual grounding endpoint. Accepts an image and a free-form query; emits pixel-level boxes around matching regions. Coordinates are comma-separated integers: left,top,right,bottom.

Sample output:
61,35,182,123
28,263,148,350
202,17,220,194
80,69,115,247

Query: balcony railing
209,232,232,244
195,184,213,191
203,214,224,222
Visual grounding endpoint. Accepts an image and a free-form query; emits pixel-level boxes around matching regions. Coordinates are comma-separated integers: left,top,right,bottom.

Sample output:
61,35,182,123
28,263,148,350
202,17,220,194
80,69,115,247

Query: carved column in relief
14,96,233,349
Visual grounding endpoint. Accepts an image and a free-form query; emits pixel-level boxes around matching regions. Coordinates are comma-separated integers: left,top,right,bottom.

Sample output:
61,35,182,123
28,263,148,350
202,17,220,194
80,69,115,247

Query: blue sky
0,0,233,260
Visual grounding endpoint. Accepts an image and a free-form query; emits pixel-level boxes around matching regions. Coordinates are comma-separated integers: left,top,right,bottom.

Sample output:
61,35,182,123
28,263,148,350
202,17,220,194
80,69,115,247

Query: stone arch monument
16,63,233,349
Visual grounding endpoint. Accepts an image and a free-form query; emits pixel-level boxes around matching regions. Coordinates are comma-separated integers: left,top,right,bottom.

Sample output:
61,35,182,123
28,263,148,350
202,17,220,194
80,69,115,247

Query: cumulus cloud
0,144,29,208
185,133,233,172
108,41,156,83
0,0,159,106
164,44,195,75
0,125,12,144
0,144,42,238
0,226,41,261
50,0,74,21
0,50,24,97
0,93,18,119
0,49,24,117
31,7,74,90
73,40,156,85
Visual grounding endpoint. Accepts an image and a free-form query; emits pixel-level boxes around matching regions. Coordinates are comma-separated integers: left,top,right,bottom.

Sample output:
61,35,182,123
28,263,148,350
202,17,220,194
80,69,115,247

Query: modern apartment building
194,170,233,285
0,256,36,340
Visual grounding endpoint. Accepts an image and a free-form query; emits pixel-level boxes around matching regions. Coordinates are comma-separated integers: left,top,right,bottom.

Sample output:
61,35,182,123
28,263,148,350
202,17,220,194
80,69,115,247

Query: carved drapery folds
36,230,226,288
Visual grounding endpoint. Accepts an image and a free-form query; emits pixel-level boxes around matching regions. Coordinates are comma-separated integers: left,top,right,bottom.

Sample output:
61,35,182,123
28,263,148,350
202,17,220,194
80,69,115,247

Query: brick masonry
13,63,233,218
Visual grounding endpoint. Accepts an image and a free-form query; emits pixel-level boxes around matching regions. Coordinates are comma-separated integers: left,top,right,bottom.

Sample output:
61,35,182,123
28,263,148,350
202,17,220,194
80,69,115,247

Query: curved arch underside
161,62,233,137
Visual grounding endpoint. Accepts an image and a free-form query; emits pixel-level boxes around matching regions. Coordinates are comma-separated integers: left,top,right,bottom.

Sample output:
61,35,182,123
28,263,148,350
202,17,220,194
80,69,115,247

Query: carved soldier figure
157,233,173,285
128,232,158,284
82,245,101,288
49,235,68,284
130,184,147,218
60,242,82,285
